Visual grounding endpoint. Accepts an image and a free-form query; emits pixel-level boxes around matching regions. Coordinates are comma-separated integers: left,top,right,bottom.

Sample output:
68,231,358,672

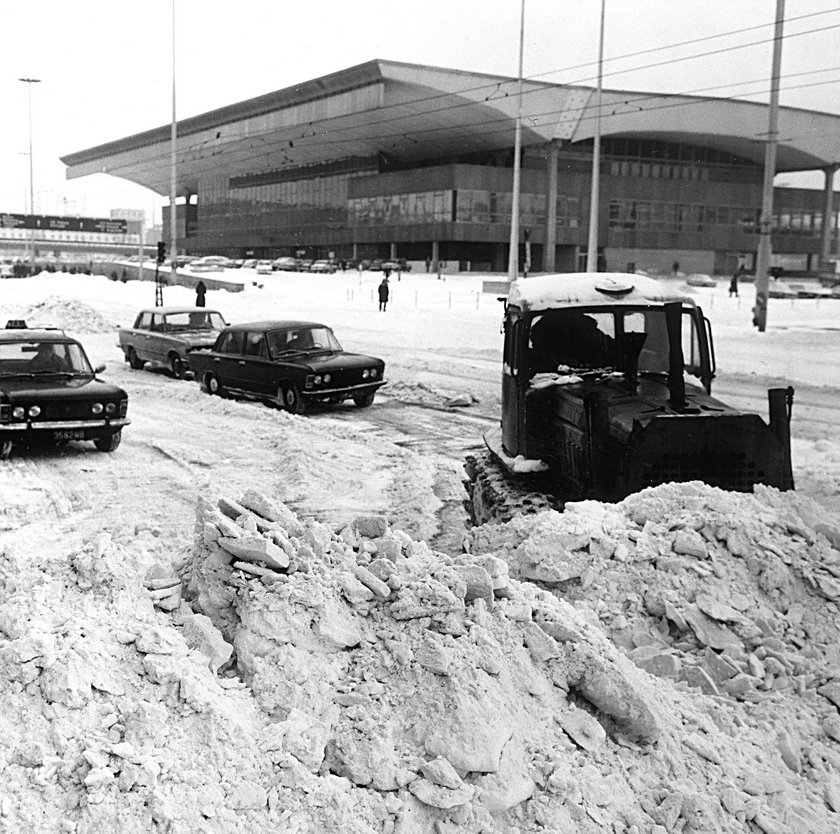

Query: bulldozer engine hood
522,375,792,497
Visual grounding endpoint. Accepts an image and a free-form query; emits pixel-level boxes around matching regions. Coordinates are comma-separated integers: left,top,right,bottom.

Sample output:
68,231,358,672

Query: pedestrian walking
425,256,431,273
378,277,390,311
195,280,207,307
729,265,743,297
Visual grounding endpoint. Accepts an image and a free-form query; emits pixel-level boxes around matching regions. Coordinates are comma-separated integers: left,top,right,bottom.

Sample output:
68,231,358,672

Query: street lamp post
19,77,41,268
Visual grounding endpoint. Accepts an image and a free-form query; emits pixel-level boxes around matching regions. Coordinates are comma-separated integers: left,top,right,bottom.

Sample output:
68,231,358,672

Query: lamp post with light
19,77,41,268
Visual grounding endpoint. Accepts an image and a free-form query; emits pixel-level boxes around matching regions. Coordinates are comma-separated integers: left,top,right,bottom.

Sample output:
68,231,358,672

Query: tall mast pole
169,0,178,283
586,0,605,272
507,0,526,282
19,78,41,267
753,0,785,332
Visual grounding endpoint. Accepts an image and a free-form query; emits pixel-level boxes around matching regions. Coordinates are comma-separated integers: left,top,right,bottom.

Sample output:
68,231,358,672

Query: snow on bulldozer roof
507,272,692,312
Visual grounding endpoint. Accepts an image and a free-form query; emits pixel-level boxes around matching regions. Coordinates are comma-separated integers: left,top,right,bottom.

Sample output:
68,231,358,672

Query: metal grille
37,401,92,421
648,450,763,492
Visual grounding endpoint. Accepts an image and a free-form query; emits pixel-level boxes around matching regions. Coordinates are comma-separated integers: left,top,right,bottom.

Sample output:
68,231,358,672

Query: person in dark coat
378,277,390,311
729,267,742,297
195,280,207,307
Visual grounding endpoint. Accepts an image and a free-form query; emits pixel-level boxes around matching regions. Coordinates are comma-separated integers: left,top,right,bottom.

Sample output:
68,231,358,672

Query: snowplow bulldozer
465,273,794,525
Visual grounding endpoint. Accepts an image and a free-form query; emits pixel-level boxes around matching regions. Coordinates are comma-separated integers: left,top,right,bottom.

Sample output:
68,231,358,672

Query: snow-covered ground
3,267,838,530
1,268,840,833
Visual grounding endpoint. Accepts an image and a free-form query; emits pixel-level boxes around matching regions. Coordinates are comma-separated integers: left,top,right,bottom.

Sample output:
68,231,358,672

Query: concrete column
543,141,559,273
352,242,358,259
390,242,397,259
820,164,838,267
431,240,439,272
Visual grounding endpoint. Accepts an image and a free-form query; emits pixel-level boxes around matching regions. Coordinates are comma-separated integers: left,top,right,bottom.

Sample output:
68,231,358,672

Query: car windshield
164,311,226,331
0,340,94,375
266,326,342,356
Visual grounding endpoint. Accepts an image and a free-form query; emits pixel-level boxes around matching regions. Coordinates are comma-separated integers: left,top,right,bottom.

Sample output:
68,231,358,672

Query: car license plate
53,430,85,441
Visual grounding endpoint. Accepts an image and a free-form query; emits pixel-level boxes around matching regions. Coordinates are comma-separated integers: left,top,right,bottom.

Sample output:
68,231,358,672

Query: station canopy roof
61,59,840,198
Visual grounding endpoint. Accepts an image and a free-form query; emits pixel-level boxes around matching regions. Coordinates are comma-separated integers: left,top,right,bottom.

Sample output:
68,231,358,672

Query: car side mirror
94,363,106,374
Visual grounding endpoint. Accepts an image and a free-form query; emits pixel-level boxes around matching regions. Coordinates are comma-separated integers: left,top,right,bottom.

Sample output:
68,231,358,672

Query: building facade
61,61,840,275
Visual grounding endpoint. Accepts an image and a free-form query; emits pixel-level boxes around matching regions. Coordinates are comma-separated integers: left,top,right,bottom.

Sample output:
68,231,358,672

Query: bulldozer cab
501,297,715,460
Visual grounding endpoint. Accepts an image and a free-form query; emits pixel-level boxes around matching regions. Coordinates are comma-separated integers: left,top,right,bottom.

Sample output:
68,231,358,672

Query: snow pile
20,296,116,334
4,484,840,832
0,533,277,833
185,486,840,833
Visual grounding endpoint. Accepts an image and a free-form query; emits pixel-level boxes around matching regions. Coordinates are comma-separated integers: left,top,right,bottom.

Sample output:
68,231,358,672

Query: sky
2,0,839,225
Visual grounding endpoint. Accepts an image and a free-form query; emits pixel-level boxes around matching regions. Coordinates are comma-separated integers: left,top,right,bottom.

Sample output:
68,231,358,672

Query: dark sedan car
188,320,386,413
0,321,130,459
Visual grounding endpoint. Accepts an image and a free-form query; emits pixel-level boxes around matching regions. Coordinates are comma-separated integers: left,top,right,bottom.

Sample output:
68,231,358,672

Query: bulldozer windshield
526,306,702,378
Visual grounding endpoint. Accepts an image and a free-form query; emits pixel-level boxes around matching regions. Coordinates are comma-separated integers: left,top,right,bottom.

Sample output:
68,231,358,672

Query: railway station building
61,60,840,276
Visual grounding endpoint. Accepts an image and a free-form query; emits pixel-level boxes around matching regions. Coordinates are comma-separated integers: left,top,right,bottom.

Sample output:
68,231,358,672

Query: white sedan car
256,260,274,275
685,273,717,288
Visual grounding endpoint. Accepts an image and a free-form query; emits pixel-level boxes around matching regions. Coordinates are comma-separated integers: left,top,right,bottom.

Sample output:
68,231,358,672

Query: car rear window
218,330,244,354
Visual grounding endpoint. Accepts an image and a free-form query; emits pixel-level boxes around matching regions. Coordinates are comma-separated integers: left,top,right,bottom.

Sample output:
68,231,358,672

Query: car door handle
213,357,220,362
238,361,246,365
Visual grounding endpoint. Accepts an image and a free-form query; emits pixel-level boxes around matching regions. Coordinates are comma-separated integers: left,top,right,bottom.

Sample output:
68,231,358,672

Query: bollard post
448,292,452,309
415,291,418,308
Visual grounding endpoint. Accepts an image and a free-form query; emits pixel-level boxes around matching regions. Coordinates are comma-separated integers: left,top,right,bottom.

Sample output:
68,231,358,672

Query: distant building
61,60,840,275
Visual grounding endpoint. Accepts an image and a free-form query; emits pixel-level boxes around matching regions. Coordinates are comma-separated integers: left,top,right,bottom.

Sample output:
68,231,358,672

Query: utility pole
507,0,526,282
19,77,41,270
753,0,785,332
169,0,178,284
586,0,605,272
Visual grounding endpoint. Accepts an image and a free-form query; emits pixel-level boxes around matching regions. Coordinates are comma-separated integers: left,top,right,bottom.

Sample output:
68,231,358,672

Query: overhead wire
93,10,840,183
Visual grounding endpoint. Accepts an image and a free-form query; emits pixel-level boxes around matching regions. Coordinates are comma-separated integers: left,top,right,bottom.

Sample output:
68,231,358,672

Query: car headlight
313,375,322,385
91,402,104,415
370,368,378,378
28,405,41,418
362,369,370,379
323,373,331,384
105,402,117,415
12,406,25,420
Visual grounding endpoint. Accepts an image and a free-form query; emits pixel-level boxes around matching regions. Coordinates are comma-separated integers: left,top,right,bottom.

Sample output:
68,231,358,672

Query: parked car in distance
0,320,129,458
368,259,385,272
309,260,337,274
685,273,717,288
255,260,274,275
189,320,386,413
297,259,315,272
241,259,258,269
272,257,299,272
381,258,411,272
190,256,231,272
768,279,798,299
118,307,228,379
787,283,823,299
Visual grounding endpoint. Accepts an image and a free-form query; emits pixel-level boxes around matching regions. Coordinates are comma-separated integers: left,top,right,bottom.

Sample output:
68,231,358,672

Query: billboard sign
0,213,128,233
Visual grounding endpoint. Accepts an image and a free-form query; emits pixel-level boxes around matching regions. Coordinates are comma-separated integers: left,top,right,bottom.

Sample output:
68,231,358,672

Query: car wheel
94,430,121,452
128,348,144,370
282,384,306,414
354,391,376,408
206,374,225,397
169,354,185,379
0,440,12,460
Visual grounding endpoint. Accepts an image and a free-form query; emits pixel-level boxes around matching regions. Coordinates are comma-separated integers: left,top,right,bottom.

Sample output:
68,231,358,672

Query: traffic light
157,241,166,264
